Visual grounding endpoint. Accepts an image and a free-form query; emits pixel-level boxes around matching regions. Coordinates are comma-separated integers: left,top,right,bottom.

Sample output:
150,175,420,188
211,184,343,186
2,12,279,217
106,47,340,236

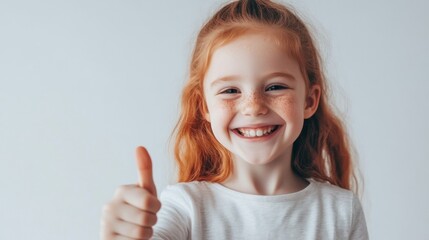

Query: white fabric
152,179,369,240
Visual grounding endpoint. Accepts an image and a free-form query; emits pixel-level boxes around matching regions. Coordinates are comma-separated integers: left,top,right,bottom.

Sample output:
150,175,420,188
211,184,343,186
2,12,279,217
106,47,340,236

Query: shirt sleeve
349,195,369,240
151,185,190,240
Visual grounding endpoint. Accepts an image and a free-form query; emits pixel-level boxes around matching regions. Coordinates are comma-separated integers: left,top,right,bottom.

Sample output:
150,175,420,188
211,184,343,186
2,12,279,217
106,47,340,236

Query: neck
221,150,309,195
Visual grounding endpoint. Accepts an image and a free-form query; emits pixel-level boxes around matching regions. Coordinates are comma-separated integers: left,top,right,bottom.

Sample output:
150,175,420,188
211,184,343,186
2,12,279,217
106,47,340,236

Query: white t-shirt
152,179,369,240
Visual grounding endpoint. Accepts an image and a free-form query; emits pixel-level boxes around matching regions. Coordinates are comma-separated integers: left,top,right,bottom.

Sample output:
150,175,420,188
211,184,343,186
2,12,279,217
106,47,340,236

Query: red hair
171,0,361,194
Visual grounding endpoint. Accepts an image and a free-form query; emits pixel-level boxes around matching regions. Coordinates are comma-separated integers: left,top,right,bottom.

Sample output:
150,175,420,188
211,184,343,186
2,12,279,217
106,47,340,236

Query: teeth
237,126,277,138
249,129,256,137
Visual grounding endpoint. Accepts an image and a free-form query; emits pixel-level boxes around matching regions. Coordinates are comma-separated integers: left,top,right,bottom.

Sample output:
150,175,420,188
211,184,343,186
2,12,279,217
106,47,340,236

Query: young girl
100,0,369,239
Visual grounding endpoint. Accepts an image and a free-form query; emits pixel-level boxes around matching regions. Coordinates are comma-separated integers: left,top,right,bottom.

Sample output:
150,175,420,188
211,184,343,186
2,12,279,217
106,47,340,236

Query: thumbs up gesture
136,146,158,197
100,146,162,240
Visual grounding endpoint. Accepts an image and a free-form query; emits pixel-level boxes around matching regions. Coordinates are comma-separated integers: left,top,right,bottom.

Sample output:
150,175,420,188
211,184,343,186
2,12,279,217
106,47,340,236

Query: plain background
1,0,428,239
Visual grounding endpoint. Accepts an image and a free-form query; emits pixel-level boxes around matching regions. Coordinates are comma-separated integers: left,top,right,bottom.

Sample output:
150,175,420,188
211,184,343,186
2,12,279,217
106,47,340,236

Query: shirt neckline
208,178,316,203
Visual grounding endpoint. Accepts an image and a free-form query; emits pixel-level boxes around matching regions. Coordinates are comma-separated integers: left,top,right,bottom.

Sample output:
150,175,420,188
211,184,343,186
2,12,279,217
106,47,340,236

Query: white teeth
236,126,277,138
249,129,256,137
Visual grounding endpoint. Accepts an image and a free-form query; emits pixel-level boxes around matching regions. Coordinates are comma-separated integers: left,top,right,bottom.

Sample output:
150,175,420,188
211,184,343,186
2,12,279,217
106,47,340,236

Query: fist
100,146,161,240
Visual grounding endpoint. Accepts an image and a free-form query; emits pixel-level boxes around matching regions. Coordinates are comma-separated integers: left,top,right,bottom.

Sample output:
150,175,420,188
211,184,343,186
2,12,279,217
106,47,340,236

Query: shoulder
309,179,356,203
309,180,368,238
307,179,359,216
308,179,364,222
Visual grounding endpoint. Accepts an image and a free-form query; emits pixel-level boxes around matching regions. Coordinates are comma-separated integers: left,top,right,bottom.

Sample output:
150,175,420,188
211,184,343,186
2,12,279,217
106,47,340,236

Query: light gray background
1,0,428,239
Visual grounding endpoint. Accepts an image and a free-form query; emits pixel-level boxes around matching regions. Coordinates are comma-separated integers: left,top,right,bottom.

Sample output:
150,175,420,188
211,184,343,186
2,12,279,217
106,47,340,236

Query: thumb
135,146,157,197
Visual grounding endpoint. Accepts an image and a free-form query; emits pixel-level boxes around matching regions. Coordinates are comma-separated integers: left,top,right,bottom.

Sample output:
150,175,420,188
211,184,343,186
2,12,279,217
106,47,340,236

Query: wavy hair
171,0,360,194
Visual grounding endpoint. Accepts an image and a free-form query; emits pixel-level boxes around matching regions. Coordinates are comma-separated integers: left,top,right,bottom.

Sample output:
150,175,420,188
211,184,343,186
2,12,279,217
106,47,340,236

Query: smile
233,125,280,138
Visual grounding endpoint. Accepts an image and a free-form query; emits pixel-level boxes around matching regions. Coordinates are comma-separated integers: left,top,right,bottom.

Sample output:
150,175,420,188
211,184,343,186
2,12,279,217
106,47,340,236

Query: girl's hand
100,146,161,240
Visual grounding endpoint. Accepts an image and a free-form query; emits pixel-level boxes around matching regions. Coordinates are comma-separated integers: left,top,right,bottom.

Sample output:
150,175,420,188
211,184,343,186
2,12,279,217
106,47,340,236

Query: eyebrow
210,71,296,88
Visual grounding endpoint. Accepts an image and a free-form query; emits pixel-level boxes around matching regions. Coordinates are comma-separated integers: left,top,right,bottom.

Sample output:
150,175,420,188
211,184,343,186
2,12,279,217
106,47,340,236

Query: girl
100,0,369,239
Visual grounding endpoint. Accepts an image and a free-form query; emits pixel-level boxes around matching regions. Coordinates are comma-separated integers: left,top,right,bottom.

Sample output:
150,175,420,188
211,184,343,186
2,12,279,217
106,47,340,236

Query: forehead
212,33,292,65
204,32,303,84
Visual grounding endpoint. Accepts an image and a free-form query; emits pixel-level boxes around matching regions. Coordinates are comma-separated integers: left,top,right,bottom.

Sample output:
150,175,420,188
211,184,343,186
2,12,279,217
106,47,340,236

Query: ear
304,84,321,119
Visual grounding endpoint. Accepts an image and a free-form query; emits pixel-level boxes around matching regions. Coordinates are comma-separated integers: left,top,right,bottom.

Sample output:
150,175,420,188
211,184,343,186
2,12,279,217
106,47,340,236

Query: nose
240,93,268,116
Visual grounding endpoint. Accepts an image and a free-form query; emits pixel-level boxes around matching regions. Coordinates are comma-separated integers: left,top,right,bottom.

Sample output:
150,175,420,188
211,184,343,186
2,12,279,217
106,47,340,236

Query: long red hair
171,0,361,194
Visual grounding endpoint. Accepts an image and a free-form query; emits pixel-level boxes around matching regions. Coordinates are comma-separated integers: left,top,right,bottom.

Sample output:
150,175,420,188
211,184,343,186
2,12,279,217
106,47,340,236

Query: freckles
211,100,235,121
273,95,296,105
271,96,299,114
217,100,235,111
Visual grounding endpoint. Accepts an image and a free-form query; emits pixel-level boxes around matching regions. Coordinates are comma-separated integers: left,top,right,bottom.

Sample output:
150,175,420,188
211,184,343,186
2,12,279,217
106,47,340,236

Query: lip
231,125,283,142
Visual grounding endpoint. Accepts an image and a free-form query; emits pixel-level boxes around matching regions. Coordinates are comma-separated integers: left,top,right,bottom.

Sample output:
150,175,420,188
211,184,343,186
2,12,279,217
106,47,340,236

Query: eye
220,88,240,94
266,84,288,91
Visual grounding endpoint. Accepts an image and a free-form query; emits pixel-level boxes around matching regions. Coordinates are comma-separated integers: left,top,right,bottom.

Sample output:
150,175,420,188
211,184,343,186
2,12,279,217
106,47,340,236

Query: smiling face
203,32,320,165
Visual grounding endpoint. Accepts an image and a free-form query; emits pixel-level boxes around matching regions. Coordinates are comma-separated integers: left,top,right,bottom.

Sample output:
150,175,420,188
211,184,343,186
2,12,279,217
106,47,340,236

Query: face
203,33,320,165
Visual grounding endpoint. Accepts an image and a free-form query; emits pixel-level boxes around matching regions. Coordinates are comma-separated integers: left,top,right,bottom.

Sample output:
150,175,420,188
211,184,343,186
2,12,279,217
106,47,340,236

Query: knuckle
141,195,161,213
135,211,157,227
142,213,154,226
155,199,162,212
152,215,158,226
102,202,114,214
136,211,148,226
99,216,108,226
131,226,152,239
143,227,154,239
114,185,127,197
130,225,144,238
114,184,135,198
142,195,151,210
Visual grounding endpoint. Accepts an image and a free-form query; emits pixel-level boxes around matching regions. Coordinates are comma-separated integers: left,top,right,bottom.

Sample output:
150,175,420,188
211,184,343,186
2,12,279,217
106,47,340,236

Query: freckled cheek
270,96,304,119
209,101,235,128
